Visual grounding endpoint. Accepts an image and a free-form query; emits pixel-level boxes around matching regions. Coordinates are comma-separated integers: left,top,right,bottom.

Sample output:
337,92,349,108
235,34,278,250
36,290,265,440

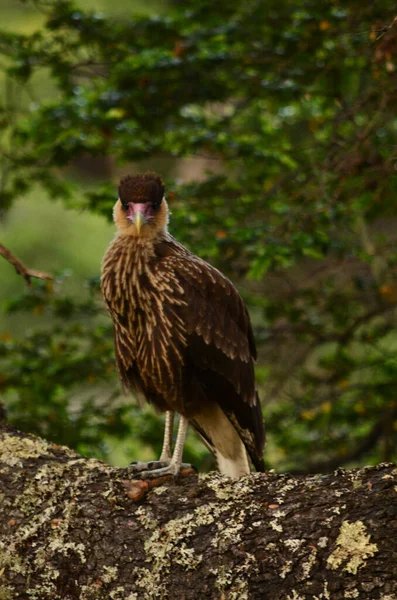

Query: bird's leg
125,416,195,481
169,414,189,474
121,416,196,501
159,410,174,463
125,411,174,474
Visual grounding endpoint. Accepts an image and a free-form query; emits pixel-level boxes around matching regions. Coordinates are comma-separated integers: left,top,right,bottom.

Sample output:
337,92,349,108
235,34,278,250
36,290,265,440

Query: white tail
195,404,250,478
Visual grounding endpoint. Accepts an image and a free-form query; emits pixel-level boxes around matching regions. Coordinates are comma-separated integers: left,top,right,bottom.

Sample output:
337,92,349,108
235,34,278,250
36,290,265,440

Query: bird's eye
152,197,163,211
120,199,129,211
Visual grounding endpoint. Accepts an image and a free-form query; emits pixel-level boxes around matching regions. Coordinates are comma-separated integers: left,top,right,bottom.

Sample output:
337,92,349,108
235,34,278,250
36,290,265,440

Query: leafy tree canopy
1,0,397,472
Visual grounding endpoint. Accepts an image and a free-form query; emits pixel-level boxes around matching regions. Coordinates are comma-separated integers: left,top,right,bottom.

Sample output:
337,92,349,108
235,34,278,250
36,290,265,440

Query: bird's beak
126,203,149,233
134,210,143,234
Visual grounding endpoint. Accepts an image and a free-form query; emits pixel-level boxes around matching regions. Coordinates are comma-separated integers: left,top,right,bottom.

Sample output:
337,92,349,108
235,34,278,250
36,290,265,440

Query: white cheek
112,201,119,222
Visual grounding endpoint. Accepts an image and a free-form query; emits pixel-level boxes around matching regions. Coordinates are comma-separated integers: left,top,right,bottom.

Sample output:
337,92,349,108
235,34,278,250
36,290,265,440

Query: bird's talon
123,460,169,477
147,461,169,470
125,462,197,482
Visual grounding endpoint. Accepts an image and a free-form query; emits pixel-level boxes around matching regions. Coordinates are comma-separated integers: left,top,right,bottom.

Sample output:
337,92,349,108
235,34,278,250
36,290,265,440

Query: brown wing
160,237,266,470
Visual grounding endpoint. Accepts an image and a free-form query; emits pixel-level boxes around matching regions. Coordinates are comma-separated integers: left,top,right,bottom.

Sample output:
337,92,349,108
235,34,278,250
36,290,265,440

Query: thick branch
0,423,396,600
0,243,54,286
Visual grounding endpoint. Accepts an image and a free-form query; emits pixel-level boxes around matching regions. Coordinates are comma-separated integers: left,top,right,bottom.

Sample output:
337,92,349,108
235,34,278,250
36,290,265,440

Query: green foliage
1,0,397,472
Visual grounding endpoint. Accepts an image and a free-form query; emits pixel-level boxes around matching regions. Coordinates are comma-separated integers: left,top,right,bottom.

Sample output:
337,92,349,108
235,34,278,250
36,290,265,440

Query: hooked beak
134,210,144,234
125,202,150,234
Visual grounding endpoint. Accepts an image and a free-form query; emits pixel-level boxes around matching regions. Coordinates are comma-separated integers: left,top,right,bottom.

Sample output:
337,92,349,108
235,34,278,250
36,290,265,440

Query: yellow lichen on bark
0,434,50,468
327,520,378,574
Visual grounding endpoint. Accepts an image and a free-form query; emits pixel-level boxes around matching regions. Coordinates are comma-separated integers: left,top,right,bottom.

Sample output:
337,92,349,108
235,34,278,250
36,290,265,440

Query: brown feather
101,193,265,471
118,172,165,205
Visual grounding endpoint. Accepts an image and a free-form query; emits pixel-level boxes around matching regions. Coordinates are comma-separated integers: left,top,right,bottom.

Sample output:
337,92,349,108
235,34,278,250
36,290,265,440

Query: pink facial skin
126,202,155,223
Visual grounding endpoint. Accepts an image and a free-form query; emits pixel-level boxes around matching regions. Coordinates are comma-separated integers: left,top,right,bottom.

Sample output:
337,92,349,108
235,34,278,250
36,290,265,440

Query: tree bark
0,423,396,600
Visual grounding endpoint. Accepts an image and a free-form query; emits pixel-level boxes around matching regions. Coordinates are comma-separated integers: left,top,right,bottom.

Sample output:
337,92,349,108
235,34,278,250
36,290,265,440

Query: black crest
118,172,165,206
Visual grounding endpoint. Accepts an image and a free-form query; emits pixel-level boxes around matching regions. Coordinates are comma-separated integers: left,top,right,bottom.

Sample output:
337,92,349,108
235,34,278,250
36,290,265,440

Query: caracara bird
101,172,265,479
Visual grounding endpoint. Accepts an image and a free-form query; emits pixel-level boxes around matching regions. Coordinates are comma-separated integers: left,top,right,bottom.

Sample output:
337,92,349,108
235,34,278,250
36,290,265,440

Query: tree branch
0,423,396,599
0,243,54,286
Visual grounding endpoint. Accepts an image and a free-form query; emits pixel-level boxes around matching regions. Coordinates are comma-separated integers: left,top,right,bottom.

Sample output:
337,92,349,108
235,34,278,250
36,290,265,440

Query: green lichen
133,503,216,599
268,508,286,533
286,590,304,600
135,506,159,531
274,478,299,504
300,548,317,580
352,478,363,490
211,508,246,550
102,566,119,583
0,434,50,469
0,435,112,599
133,487,261,599
0,585,13,600
0,542,25,575
151,485,168,495
212,552,258,600
203,472,257,501
283,538,304,553
280,560,293,579
80,580,106,600
322,581,331,600
109,587,130,600
327,520,378,574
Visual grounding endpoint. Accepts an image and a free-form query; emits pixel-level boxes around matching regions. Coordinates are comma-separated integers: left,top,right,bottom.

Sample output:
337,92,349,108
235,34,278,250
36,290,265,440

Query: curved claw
127,462,196,481
123,461,170,477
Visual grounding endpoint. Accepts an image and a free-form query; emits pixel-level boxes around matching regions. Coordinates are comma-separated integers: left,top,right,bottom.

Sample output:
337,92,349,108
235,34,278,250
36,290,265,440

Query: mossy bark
0,423,396,600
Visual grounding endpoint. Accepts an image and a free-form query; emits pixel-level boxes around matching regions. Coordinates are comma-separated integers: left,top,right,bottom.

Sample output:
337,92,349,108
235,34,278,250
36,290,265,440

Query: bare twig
0,243,54,287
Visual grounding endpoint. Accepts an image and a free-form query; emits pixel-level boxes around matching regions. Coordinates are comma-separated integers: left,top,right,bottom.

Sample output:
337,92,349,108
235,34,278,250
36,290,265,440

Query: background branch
0,243,54,286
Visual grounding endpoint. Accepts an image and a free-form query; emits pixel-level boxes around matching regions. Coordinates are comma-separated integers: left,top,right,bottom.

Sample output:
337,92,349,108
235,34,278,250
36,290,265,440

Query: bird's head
114,172,168,237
